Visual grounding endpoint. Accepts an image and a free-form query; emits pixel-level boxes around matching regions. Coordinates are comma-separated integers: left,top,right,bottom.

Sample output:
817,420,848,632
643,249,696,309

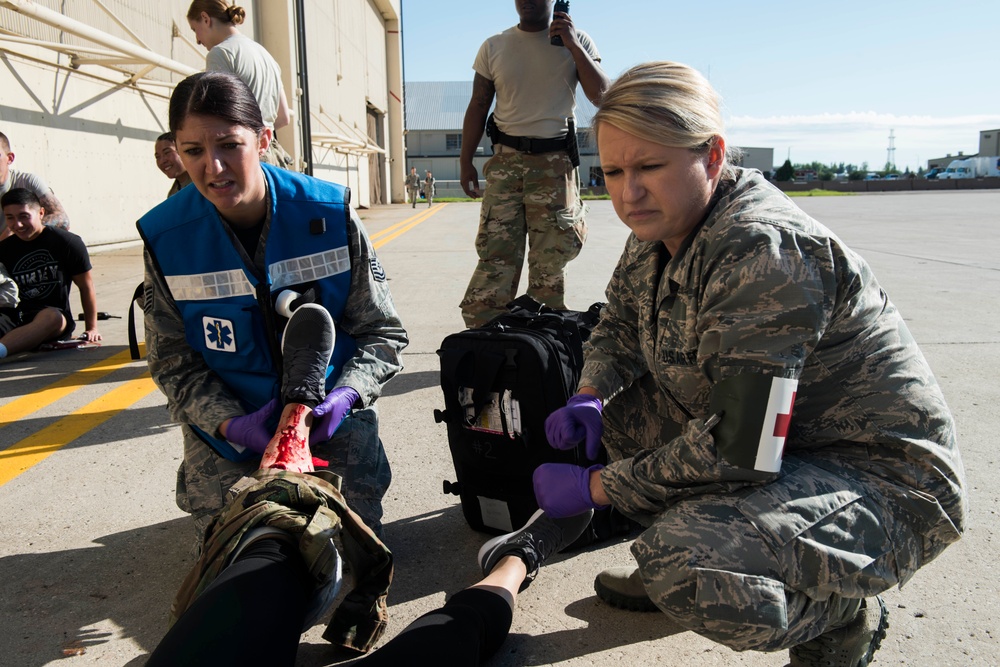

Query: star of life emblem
203,316,236,353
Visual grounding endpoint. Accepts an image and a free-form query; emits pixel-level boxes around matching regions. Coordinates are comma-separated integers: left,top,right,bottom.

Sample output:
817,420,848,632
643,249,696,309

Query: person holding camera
458,0,608,328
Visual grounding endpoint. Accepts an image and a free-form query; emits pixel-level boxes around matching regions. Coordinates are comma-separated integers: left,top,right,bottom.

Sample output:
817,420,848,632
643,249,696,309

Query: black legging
354,588,512,666
146,538,309,666
147,538,513,667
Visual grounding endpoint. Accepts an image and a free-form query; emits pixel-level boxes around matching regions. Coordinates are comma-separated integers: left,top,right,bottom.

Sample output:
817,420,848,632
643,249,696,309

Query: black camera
550,0,569,46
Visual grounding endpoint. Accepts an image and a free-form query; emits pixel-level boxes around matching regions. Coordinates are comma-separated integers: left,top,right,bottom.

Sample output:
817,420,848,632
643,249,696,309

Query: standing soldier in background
424,170,436,207
405,167,420,208
458,0,608,328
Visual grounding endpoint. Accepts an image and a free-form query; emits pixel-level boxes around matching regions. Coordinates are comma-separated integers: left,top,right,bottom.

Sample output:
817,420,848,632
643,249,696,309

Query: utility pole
887,129,896,172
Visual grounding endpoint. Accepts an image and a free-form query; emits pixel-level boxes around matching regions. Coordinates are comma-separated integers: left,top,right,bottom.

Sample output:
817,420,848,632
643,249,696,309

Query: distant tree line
772,159,920,182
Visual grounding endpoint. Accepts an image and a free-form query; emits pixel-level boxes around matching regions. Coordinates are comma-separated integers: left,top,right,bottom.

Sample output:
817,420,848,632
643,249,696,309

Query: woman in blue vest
138,71,407,545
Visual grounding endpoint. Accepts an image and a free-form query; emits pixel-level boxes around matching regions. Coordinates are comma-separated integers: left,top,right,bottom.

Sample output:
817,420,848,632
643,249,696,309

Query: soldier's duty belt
493,131,569,155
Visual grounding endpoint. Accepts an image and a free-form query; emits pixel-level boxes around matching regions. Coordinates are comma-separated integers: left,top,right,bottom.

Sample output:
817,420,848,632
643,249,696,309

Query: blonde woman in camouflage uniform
535,62,967,667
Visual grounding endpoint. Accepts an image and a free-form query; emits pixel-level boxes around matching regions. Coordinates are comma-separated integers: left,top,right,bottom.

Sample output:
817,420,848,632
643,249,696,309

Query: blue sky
400,0,999,171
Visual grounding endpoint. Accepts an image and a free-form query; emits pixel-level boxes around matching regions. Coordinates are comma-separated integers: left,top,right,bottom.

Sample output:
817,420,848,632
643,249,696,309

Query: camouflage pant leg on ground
310,406,392,536
176,425,258,545
602,379,908,651
620,453,902,651
522,151,587,310
177,408,391,544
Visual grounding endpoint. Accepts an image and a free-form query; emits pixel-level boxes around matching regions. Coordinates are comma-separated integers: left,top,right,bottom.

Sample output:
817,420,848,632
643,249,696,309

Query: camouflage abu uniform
459,25,600,327
405,171,420,207
584,168,967,652
462,149,587,326
144,203,407,543
0,260,18,335
423,173,435,206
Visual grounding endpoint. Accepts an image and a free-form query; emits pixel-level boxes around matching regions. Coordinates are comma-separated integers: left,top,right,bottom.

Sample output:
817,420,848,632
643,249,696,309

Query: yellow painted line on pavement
0,203,440,486
371,204,448,248
0,372,158,486
0,346,145,425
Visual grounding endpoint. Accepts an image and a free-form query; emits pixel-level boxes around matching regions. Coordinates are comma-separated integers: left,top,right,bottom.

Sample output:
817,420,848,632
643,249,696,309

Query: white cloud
725,112,1000,169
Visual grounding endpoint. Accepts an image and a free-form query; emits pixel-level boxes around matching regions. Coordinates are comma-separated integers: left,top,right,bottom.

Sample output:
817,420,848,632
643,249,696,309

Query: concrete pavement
0,191,997,666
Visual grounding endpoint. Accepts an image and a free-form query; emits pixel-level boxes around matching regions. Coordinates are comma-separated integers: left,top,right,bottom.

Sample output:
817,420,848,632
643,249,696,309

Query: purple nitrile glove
225,398,280,454
310,386,360,444
533,463,606,519
544,393,604,460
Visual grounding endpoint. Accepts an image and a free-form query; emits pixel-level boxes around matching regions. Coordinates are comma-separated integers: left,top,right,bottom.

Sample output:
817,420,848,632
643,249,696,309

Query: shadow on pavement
0,517,191,666
380,369,440,398
0,405,175,451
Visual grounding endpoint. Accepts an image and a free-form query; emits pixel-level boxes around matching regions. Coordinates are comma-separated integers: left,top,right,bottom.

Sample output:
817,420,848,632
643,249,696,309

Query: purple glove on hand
533,463,606,518
544,393,604,459
310,387,360,444
225,398,280,454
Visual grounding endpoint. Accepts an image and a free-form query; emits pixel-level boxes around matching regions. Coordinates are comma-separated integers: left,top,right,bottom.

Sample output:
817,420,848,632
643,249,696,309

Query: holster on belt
486,113,578,166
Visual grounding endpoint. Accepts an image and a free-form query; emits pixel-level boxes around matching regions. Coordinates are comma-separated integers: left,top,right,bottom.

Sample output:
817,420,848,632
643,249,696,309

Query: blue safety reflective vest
138,164,357,460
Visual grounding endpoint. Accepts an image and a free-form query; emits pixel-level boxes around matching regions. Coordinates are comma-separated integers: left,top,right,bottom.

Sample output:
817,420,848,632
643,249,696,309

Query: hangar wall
0,0,403,246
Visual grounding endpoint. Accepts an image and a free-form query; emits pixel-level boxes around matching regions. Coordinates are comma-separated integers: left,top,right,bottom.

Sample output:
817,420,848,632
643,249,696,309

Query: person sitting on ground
0,188,101,361
534,61,967,667
154,132,192,198
0,130,72,241
139,71,407,549
146,299,594,666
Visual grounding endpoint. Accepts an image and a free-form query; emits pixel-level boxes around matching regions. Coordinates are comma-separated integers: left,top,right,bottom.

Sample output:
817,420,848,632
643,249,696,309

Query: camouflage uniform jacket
584,168,966,556
170,469,393,653
0,260,17,308
143,197,407,442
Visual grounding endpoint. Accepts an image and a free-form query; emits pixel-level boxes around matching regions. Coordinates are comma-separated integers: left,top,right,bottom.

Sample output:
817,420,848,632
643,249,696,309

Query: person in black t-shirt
0,188,100,360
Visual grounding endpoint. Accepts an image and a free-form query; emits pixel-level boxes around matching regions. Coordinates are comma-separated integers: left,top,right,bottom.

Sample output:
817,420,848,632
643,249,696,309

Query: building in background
404,81,774,196
735,147,775,179
927,128,1000,170
403,80,601,198
0,0,404,246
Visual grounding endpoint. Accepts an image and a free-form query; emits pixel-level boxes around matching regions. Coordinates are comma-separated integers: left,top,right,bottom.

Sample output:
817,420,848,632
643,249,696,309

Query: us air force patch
203,316,236,353
369,255,386,282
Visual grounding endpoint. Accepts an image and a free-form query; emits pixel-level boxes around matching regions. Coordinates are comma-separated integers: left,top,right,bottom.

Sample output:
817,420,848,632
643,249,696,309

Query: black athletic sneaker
280,303,335,407
789,596,889,667
477,509,594,587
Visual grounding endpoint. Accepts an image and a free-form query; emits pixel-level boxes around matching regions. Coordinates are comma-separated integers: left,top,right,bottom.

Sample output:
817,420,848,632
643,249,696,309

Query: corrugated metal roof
404,80,596,131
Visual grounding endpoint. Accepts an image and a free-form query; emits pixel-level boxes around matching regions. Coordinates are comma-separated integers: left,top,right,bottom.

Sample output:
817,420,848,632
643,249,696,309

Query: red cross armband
706,373,799,474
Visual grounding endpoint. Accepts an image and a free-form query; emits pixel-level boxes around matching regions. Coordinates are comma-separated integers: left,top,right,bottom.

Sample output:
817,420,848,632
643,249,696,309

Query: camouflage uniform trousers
176,406,391,547
601,373,919,652
406,187,419,207
460,147,587,328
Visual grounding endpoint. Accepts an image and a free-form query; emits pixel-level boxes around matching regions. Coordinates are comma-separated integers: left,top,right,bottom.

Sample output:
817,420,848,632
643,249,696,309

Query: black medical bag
435,295,633,547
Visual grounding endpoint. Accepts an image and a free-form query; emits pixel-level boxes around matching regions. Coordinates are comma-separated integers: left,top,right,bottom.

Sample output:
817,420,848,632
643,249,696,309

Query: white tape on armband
754,377,798,473
707,374,799,473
